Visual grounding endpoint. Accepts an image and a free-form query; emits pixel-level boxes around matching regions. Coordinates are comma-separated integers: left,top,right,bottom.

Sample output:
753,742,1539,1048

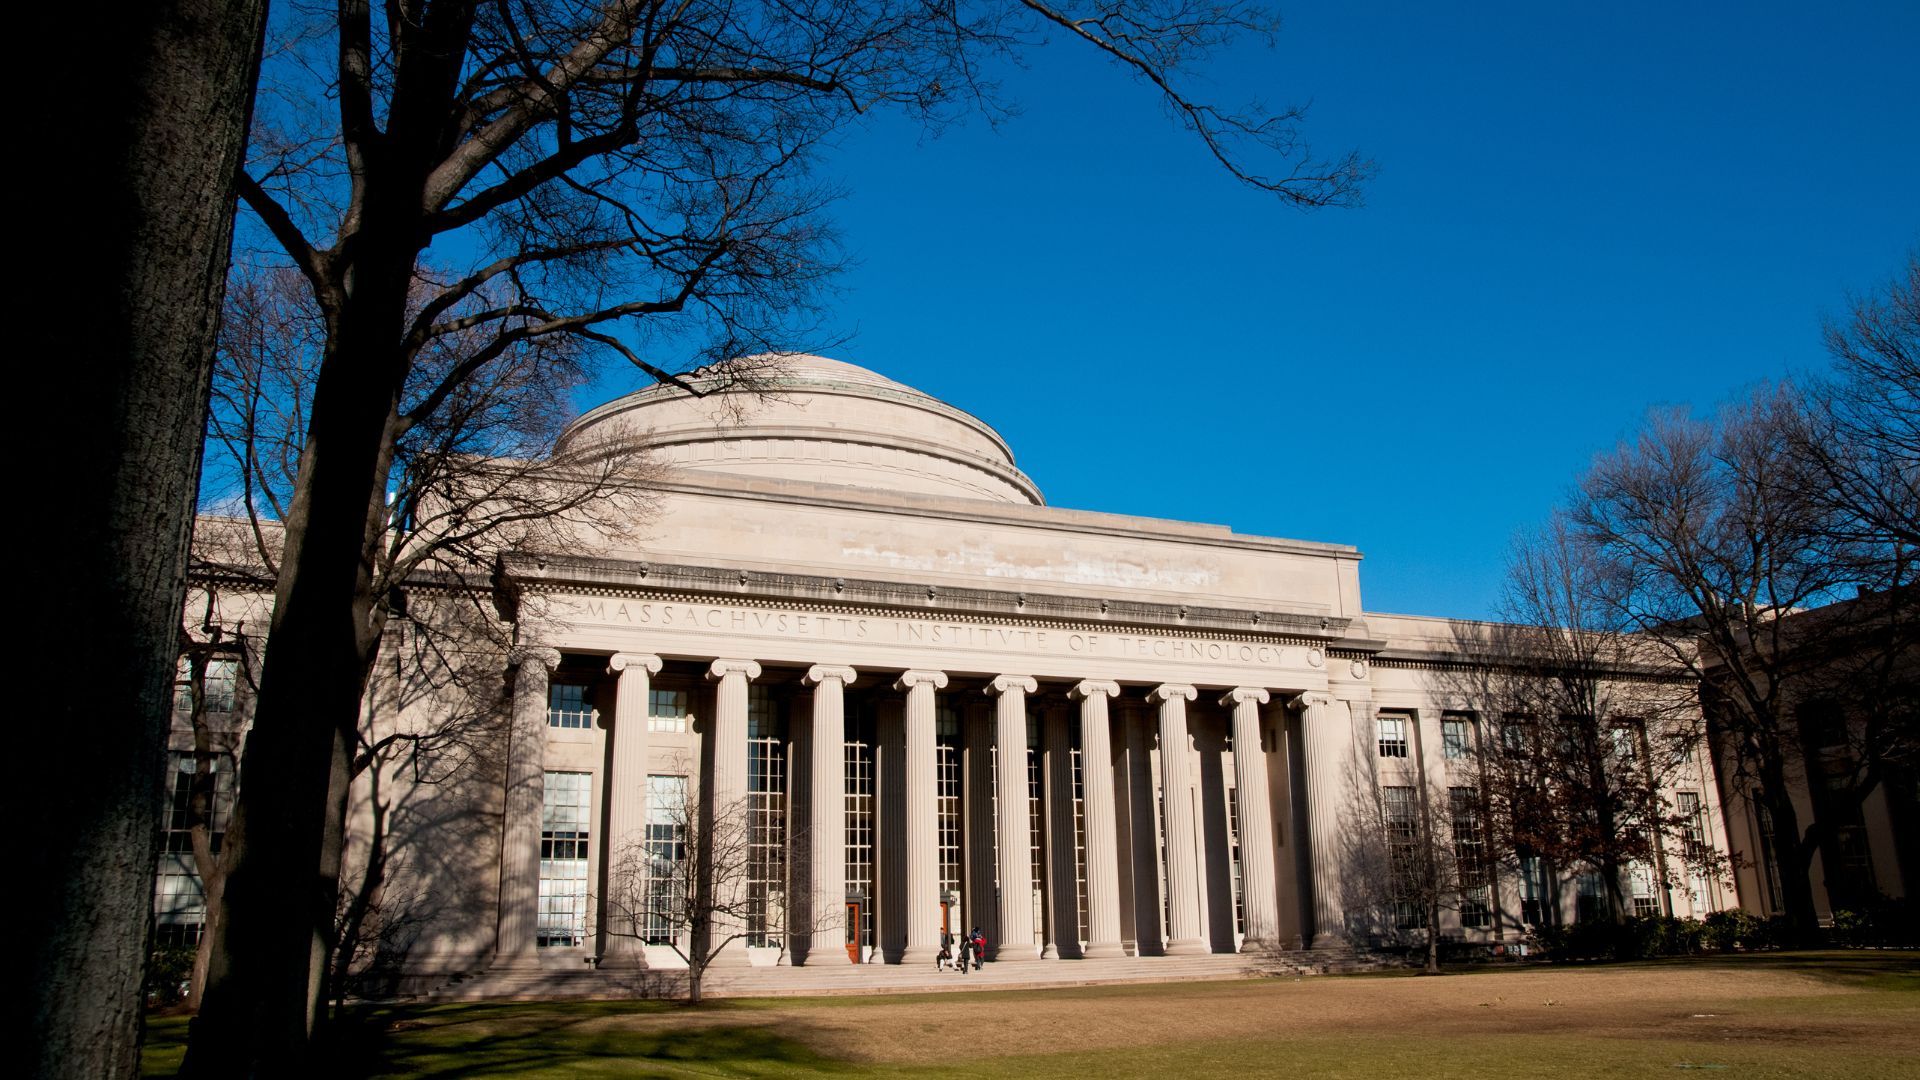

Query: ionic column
894,670,947,964
1071,681,1125,958
1222,687,1280,951
1290,692,1342,948
600,653,663,967
986,674,1038,961
494,645,559,967
1041,698,1074,958
705,658,761,964
1152,683,1207,955
802,665,856,966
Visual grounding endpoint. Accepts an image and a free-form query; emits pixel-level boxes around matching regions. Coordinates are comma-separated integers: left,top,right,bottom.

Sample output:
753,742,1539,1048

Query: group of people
936,926,987,973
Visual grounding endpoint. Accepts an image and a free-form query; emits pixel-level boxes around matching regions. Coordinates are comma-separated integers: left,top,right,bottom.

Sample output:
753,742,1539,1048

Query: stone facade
164,355,1745,987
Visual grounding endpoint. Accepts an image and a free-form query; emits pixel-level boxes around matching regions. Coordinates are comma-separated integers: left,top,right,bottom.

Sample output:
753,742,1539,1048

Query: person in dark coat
937,928,953,971
956,929,973,973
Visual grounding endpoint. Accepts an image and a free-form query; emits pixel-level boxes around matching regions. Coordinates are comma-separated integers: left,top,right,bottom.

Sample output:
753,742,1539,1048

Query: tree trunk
22,2,264,1077
188,271,415,1074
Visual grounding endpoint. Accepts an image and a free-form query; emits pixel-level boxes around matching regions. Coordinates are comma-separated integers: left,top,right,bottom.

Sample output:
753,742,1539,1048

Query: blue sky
598,2,1920,620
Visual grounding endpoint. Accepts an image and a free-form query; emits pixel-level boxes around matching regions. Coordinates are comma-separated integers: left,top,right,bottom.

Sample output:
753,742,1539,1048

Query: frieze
555,594,1306,669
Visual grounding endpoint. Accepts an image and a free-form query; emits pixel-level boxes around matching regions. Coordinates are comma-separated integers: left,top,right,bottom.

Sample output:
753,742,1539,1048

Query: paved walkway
429,950,1356,1001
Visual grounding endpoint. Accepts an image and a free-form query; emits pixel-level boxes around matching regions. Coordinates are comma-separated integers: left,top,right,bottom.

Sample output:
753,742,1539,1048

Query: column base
1040,942,1058,959
1238,938,1273,954
488,948,542,972
1164,937,1211,956
1309,932,1344,950
1081,941,1126,959
596,947,649,971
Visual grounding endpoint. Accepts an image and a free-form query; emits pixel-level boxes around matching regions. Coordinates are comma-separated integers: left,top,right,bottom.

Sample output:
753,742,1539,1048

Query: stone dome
563,354,1044,505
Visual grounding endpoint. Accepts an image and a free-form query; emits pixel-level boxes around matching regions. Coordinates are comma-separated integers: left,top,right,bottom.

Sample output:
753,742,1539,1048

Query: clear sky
593,1,1920,621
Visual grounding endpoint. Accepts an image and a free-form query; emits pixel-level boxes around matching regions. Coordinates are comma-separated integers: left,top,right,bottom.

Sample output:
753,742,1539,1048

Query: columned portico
801,665,856,965
987,674,1038,960
894,670,947,963
1041,697,1076,958
1221,687,1280,951
1071,680,1126,958
495,645,559,968
601,652,663,968
1151,683,1208,955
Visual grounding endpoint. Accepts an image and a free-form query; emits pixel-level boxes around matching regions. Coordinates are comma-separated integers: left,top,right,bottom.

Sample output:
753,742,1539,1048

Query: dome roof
563,354,1044,505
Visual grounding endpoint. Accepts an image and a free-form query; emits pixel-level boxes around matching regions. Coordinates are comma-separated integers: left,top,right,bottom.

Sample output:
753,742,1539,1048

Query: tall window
644,775,688,945
1070,736,1089,946
154,751,236,945
1450,787,1490,928
746,686,787,946
547,683,593,729
538,772,592,946
1501,716,1532,757
175,655,240,715
1381,785,1418,928
936,706,962,906
1576,872,1606,923
1609,723,1640,766
1441,715,1472,760
1377,714,1409,758
1519,854,1547,926
648,688,688,733
844,711,875,951
1628,864,1658,917
1677,792,1708,862
1027,714,1044,943
1226,789,1246,937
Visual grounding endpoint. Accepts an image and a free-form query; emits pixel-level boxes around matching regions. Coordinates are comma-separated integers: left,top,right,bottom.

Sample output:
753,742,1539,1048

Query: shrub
145,944,196,1008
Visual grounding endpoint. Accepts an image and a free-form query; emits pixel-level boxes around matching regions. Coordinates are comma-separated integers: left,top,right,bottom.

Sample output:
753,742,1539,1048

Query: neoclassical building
164,356,1743,983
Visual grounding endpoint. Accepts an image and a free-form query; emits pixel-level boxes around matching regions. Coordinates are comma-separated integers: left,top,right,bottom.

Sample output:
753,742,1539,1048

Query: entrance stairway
426,947,1388,1002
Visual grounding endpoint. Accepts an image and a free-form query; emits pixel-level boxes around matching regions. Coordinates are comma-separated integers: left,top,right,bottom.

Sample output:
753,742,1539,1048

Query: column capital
803,664,858,688
1148,683,1197,704
893,669,949,692
1069,679,1120,701
1289,690,1333,711
985,674,1037,696
706,658,762,682
510,645,561,671
607,652,663,676
1220,686,1271,708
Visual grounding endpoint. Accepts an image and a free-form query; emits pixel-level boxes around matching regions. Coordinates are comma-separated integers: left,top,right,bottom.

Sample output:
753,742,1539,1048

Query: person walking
956,930,973,973
970,926,986,967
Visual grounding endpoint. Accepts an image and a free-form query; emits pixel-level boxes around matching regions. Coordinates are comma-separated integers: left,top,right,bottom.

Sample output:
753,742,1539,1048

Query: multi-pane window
1226,789,1246,937
1628,864,1658,918
1576,872,1606,923
1027,714,1044,944
1442,715,1472,760
154,751,236,945
1519,854,1547,926
936,706,962,906
1677,792,1708,862
1450,787,1489,929
649,688,688,733
1501,716,1531,756
1381,785,1419,928
538,772,592,946
644,775,688,946
1377,715,1409,758
1609,723,1640,766
547,683,593,729
844,711,875,952
1070,738,1089,946
1754,793,1786,915
746,686,787,947
174,655,240,715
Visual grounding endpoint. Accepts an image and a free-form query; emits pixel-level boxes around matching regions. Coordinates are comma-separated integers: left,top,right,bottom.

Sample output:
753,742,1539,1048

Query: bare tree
24,2,266,1074
601,787,833,1005
1338,770,1468,973
1452,516,1707,928
193,3,1366,1068
1569,375,1914,939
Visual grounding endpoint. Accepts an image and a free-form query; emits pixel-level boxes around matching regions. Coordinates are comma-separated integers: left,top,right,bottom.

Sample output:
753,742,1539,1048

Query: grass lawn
141,950,1919,1078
